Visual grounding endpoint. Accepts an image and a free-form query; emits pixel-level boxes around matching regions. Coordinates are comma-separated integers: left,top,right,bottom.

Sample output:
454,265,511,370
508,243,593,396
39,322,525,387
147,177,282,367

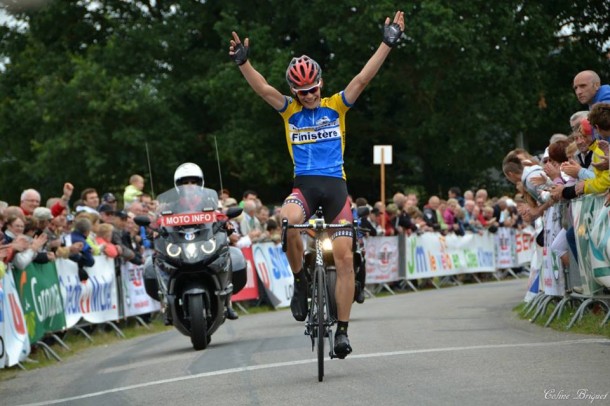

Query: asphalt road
3,279,610,406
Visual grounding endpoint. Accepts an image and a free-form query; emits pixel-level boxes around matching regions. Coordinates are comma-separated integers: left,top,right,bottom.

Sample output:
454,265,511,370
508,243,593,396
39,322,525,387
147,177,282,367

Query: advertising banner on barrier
543,205,565,296
571,197,602,295
81,256,120,323
252,242,293,308
364,236,399,283
55,258,84,328
232,247,259,302
495,227,518,269
0,274,6,368
404,232,495,280
1,268,30,367
582,196,610,291
516,227,536,266
13,262,66,343
120,262,160,317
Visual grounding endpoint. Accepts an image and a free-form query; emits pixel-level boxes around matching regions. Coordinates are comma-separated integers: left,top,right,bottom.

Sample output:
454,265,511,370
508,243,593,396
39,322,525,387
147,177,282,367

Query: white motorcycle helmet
174,162,204,191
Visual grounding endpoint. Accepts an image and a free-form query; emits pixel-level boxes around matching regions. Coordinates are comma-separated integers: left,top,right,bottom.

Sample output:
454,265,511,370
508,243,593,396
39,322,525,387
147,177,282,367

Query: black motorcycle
138,185,246,350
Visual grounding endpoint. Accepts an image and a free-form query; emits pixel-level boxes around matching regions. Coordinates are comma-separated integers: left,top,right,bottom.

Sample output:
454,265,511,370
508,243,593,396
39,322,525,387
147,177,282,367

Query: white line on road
19,338,610,406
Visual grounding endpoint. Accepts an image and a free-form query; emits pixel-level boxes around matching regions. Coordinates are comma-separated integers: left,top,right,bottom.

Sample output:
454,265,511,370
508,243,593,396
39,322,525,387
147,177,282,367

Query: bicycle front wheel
316,265,325,382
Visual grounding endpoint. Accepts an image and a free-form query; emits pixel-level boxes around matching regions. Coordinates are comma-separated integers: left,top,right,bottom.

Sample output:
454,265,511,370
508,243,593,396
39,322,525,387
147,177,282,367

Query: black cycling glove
231,42,249,66
382,22,403,48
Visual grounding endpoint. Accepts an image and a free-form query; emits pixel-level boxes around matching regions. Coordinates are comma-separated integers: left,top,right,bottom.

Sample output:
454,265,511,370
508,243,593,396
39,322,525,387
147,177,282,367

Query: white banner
252,242,293,309
80,256,120,323
120,261,160,317
1,267,30,367
55,258,83,328
516,227,536,266
542,205,565,296
364,236,400,283
495,227,518,269
404,232,496,280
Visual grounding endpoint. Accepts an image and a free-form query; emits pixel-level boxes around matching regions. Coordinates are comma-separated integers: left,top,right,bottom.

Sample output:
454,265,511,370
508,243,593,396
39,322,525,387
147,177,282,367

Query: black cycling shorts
283,175,353,238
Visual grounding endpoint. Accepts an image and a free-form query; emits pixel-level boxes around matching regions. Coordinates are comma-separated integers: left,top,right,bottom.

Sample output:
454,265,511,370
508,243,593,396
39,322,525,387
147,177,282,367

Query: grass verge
514,299,610,337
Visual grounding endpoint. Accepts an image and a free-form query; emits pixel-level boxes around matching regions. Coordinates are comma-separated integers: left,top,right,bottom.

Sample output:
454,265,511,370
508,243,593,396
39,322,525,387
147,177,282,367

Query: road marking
19,338,610,406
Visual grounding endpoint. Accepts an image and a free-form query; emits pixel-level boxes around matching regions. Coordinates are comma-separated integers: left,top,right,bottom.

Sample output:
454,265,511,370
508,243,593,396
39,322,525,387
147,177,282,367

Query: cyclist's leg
281,190,308,321
280,193,307,274
332,236,355,322
327,193,355,357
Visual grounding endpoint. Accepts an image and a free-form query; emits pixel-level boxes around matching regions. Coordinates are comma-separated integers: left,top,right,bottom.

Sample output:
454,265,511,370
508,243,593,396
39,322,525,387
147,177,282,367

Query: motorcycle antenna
145,140,155,199
214,135,224,192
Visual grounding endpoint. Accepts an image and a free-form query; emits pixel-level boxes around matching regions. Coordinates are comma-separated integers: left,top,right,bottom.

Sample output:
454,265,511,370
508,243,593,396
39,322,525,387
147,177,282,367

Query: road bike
281,208,360,382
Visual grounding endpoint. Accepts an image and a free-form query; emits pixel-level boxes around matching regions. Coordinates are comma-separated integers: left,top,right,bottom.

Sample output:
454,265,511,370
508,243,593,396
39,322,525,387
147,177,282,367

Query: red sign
232,247,260,302
159,212,217,227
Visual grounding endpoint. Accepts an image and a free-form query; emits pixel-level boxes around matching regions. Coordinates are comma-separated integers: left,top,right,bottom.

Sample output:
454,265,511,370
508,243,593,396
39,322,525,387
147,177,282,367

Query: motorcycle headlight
166,243,182,257
185,243,198,259
201,239,217,254
322,238,333,252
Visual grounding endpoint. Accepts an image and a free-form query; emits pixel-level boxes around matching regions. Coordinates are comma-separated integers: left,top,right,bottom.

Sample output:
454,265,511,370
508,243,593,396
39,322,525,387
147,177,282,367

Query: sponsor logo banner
13,262,66,343
1,267,30,367
404,232,496,280
120,262,160,317
252,242,293,309
365,237,400,283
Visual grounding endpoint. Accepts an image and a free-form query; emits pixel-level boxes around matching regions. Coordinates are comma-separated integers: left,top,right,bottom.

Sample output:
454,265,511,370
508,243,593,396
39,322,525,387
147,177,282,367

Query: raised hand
229,31,250,66
382,11,405,47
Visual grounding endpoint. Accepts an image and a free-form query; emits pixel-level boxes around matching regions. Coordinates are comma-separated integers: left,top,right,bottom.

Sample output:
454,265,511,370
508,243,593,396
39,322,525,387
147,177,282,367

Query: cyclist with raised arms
229,10,405,359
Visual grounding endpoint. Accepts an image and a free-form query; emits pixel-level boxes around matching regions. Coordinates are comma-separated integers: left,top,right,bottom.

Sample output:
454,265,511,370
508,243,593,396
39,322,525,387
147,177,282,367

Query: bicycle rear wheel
316,265,325,382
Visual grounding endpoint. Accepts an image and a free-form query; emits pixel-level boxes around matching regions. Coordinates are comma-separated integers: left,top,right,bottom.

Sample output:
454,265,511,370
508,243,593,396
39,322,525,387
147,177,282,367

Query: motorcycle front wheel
188,294,208,351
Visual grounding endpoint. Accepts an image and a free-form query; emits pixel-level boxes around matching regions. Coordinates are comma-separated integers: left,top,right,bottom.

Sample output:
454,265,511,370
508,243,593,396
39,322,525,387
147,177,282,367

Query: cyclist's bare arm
344,11,405,105
229,32,285,111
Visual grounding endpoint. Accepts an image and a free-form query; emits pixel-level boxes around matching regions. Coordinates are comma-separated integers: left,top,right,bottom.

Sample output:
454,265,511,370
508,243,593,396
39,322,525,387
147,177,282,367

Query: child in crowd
95,223,118,258
123,174,145,207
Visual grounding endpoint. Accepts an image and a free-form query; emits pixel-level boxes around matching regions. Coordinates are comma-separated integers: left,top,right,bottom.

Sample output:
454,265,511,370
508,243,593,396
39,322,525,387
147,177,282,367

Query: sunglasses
294,83,321,97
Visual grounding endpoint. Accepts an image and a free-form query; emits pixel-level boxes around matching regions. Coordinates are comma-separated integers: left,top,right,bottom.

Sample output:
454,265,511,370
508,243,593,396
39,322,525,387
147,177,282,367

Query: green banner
14,261,66,343
573,195,605,296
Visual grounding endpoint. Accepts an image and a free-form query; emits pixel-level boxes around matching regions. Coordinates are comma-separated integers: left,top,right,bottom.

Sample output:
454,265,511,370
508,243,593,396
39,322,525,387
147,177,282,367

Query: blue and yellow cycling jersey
278,92,353,179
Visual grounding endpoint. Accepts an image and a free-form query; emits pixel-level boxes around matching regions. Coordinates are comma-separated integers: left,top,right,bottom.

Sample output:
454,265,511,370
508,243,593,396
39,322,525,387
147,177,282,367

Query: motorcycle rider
147,162,240,322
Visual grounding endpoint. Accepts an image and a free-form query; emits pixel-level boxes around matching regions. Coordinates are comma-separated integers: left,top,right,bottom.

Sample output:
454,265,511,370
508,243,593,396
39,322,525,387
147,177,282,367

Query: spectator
100,193,118,211
266,218,281,244
2,214,25,243
239,189,257,208
573,70,610,108
256,204,271,233
561,119,595,180
448,187,465,207
385,203,399,236
123,174,145,208
19,188,41,216
240,199,266,242
552,105,610,200
475,188,488,203
95,223,119,258
76,188,100,214
443,198,464,235
423,196,447,232
67,217,95,281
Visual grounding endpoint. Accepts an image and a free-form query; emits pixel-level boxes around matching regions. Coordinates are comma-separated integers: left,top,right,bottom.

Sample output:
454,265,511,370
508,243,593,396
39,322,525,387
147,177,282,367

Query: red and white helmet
285,55,322,88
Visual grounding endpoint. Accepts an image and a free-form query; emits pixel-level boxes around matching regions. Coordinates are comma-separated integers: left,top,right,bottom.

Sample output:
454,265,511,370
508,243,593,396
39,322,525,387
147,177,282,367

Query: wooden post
381,148,386,232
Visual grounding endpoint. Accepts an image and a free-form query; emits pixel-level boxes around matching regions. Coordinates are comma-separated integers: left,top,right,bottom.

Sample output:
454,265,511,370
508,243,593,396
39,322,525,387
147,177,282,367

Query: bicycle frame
281,210,357,382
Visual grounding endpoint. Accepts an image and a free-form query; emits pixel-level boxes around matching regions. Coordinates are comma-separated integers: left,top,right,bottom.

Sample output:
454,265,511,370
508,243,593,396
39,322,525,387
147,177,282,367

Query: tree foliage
0,0,608,205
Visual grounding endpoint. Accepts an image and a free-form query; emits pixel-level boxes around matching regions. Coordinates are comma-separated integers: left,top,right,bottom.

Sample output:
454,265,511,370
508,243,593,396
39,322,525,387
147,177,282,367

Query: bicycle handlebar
281,218,358,253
